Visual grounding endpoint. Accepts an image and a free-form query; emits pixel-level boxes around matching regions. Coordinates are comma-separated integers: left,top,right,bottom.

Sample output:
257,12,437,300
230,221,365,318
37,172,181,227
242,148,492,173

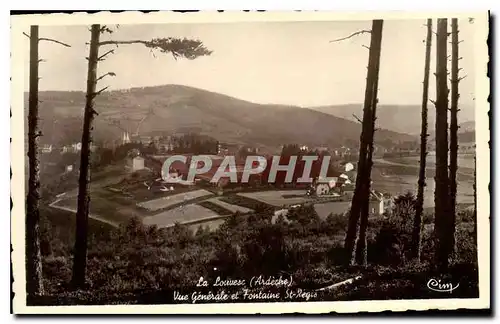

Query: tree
412,18,433,262
71,25,100,289
332,20,384,266
473,151,477,246
449,18,461,252
25,25,70,298
355,20,383,266
71,24,212,288
433,18,452,271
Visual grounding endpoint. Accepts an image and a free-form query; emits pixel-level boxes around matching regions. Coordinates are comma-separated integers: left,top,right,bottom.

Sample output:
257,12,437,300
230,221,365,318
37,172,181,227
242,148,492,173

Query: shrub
370,192,416,265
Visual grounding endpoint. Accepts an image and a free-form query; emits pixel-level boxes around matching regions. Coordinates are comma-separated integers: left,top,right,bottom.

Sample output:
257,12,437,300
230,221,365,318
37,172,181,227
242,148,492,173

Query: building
131,156,145,171
341,162,356,172
72,142,82,152
62,142,89,154
122,132,131,144
369,191,385,215
40,144,53,154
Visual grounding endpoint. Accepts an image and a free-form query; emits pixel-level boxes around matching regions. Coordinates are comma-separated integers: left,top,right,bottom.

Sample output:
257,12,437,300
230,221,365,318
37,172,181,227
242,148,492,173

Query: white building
342,162,355,172
40,144,53,154
369,191,385,215
131,156,145,171
72,142,82,152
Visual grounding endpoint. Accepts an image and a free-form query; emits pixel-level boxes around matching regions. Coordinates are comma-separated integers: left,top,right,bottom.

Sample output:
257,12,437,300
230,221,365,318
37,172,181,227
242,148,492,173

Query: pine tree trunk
473,153,477,246
345,19,383,265
412,18,433,262
434,18,451,272
26,25,45,297
449,18,459,254
71,24,100,288
355,21,383,266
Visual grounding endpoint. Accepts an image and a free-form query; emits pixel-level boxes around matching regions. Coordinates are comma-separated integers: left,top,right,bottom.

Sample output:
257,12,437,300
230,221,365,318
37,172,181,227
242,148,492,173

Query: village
40,127,396,232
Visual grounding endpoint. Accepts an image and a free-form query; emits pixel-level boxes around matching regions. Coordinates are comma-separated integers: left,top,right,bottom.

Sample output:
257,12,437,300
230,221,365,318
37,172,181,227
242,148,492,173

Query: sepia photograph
10,11,490,314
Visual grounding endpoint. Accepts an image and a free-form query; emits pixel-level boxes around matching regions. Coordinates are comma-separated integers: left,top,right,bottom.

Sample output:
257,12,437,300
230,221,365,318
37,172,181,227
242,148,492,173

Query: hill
426,121,476,147
310,103,475,136
26,85,416,151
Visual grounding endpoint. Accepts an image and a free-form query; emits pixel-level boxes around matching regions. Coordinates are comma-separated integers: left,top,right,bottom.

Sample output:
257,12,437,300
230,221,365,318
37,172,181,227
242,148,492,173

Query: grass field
206,197,254,214
313,201,351,219
237,190,309,207
137,189,214,211
142,204,220,228
51,193,139,226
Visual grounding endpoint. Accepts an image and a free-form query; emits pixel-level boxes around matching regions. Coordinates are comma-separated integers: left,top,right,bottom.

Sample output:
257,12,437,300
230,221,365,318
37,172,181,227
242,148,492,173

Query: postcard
10,11,490,314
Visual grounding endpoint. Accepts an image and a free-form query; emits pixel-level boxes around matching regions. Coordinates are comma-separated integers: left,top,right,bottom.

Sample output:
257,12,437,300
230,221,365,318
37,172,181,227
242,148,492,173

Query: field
237,190,309,207
313,201,351,219
372,156,475,209
137,189,214,211
50,191,140,226
142,204,221,228
206,197,254,214
392,153,476,169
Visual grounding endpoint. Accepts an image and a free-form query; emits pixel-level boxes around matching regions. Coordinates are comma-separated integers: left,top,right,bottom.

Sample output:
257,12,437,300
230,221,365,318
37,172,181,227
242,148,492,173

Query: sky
22,19,477,107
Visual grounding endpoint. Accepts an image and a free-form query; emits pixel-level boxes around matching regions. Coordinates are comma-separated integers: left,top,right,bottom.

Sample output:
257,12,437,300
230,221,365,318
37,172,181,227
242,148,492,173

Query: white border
9,11,491,315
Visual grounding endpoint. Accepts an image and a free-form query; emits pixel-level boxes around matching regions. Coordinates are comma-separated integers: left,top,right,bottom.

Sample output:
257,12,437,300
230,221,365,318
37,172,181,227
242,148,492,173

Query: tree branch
93,86,109,97
23,32,30,39
97,49,115,61
90,108,99,117
352,114,363,124
96,72,116,83
362,45,370,50
330,30,371,43
98,37,212,60
38,38,71,47
100,25,114,34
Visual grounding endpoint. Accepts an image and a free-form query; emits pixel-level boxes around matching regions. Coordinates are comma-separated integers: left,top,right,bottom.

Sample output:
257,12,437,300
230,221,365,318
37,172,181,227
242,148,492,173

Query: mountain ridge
25,84,417,151
310,103,475,136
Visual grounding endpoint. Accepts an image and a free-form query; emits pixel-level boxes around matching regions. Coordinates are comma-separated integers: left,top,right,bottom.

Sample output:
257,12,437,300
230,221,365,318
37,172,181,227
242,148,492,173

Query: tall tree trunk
355,22,383,266
26,25,44,297
449,18,460,254
434,18,451,272
412,18,433,261
344,19,383,265
473,153,477,246
71,24,100,288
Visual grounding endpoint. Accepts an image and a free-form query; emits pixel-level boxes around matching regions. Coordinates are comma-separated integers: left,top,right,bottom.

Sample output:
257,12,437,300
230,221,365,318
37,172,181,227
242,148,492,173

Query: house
369,190,385,215
315,146,329,152
341,162,356,172
72,142,82,152
131,156,145,171
40,144,53,154
61,142,86,154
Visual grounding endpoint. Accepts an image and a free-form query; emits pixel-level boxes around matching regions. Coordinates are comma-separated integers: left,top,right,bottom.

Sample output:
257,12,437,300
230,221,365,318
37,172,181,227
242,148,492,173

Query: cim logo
426,278,459,293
